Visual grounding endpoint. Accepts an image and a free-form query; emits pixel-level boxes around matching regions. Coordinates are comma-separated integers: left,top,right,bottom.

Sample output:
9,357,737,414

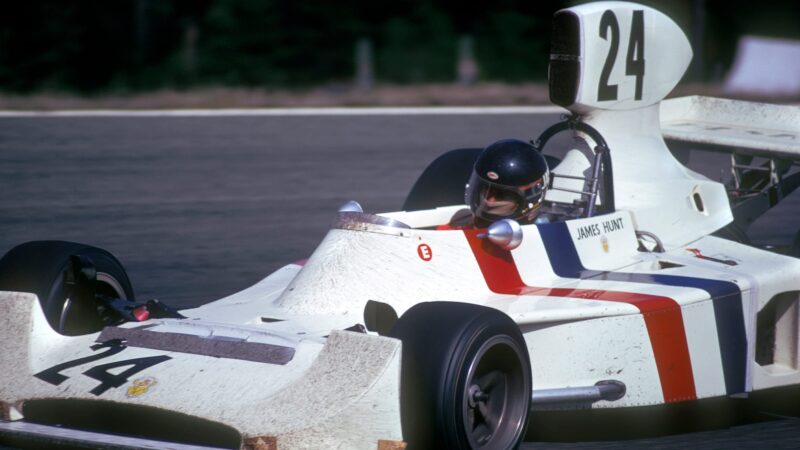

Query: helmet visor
466,171,547,224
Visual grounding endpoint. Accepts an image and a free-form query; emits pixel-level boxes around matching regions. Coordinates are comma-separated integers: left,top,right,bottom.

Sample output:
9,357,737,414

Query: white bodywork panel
0,291,403,449
661,95,800,159
581,104,733,248
546,3,732,249
276,211,800,408
558,2,692,113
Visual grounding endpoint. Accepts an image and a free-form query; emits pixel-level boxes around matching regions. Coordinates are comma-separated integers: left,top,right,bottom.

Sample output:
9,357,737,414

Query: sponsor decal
575,217,625,241
417,244,433,261
602,217,625,233
687,248,738,266
576,224,601,240
601,235,609,253
126,377,157,398
486,171,499,180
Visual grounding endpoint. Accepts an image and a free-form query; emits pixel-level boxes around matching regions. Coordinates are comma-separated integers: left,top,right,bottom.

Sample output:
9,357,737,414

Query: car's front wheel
0,240,134,336
391,302,531,449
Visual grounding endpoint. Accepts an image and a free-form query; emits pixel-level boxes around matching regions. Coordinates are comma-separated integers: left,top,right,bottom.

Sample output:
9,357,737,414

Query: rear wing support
661,96,800,244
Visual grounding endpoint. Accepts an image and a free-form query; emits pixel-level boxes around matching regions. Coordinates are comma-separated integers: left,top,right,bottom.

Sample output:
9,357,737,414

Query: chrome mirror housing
334,199,411,231
338,200,363,213
482,219,523,250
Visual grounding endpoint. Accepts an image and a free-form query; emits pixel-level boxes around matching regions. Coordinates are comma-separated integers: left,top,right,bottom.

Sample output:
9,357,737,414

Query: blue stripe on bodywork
537,221,748,395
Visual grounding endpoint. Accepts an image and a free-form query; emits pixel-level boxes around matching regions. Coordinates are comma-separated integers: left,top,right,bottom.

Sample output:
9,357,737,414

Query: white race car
2,2,800,449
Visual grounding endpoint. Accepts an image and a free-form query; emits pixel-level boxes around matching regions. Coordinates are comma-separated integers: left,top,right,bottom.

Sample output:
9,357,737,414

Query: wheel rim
58,271,129,334
462,335,528,449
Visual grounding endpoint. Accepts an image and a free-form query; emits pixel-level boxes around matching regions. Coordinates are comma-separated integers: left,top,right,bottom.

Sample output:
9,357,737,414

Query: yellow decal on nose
126,377,157,398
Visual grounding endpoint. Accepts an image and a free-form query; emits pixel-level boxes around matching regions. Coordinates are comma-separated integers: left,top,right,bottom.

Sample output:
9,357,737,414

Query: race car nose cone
485,219,523,250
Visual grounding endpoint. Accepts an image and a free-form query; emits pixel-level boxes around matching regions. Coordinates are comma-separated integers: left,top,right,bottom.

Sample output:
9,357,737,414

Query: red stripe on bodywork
464,230,696,403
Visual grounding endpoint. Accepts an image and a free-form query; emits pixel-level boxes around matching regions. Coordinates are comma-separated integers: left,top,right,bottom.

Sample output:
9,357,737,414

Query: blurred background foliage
0,0,798,94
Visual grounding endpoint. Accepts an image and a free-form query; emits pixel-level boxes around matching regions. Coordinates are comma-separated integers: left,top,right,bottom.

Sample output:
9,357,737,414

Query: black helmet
465,139,550,226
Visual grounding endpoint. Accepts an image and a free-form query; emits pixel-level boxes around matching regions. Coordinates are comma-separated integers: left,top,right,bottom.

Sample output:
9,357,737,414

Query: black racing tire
391,302,531,450
0,240,134,336
403,148,483,211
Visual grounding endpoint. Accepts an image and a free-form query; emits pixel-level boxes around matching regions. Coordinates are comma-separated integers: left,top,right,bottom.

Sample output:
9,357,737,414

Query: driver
441,139,550,229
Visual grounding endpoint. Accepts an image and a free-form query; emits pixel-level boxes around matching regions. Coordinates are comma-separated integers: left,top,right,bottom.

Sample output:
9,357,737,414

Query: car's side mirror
334,200,411,230
480,219,523,250
338,200,364,213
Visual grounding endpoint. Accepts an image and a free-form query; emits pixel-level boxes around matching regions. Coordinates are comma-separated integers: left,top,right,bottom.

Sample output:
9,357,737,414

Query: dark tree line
0,0,797,93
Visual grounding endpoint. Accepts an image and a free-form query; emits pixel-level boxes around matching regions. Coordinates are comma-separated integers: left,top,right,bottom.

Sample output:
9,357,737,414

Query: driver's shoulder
436,208,474,230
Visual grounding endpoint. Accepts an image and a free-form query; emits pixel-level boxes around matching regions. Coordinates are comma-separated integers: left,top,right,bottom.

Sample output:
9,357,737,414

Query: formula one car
2,2,800,449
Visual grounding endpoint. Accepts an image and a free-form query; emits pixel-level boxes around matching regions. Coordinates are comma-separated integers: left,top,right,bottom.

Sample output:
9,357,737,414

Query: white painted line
0,105,567,118
0,420,229,450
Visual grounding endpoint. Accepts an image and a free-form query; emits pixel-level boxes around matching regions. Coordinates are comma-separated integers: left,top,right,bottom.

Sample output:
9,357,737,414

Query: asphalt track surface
1,109,799,449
